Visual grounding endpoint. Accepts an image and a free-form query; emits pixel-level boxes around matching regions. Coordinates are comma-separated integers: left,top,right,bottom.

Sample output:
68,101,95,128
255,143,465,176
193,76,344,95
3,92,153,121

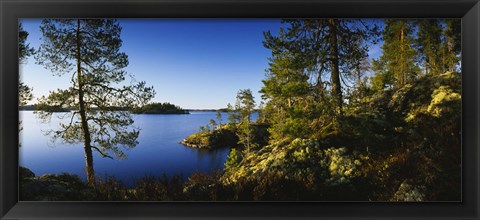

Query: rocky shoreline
180,139,206,149
180,123,269,150
180,125,239,149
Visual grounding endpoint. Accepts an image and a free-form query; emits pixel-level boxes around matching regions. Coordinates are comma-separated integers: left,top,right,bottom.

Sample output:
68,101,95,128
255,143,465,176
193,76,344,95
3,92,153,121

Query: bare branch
91,146,113,159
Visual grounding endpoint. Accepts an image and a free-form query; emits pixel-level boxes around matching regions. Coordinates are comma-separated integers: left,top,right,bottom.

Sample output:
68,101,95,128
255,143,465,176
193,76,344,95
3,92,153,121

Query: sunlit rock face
391,180,426,202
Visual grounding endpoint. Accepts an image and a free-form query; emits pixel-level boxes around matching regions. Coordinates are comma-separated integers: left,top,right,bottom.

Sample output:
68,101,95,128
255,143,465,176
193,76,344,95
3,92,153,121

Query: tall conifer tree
416,19,443,75
442,19,461,72
263,19,379,115
35,19,155,186
19,23,34,105
372,19,419,88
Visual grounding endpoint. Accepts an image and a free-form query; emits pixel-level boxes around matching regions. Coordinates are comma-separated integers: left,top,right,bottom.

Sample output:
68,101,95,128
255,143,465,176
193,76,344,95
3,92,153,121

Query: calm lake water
19,111,254,187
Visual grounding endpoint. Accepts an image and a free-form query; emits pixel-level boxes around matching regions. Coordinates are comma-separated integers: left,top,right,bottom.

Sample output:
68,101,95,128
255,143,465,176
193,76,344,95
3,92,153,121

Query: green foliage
361,72,460,201
219,70,461,201
18,23,34,136
263,19,380,116
20,166,188,201
226,103,239,124
216,110,222,126
19,82,33,106
261,19,380,144
415,19,443,75
35,19,155,157
219,138,371,200
183,122,269,150
375,19,419,87
18,23,34,106
235,89,256,122
182,124,239,149
20,169,92,201
209,119,217,129
442,19,461,72
264,95,336,142
225,148,240,172
257,100,267,123
236,120,255,152
23,19,462,201
371,66,395,92
260,54,317,141
19,23,35,64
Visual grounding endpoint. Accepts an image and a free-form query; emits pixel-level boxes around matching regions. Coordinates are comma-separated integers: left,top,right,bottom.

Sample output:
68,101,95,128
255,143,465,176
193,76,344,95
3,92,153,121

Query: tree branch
91,146,113,159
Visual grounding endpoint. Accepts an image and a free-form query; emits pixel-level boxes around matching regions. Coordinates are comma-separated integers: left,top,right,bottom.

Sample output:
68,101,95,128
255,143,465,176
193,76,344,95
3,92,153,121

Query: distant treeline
131,102,189,114
187,109,261,112
19,105,128,112
20,102,189,114
20,105,72,112
20,104,254,113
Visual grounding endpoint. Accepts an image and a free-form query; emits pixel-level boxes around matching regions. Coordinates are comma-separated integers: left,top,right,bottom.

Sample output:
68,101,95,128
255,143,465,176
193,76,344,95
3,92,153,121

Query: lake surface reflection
19,111,245,187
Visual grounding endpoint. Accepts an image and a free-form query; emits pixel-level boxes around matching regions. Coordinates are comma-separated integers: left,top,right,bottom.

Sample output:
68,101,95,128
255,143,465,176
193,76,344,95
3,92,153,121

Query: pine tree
19,23,34,105
371,57,395,91
372,19,419,88
442,19,461,72
226,103,239,124
237,119,255,153
35,19,155,186
209,118,217,130
261,19,379,142
260,52,313,141
224,148,240,172
231,89,257,152
18,23,34,139
216,110,222,127
416,19,443,75
19,23,35,64
236,89,255,123
263,19,379,115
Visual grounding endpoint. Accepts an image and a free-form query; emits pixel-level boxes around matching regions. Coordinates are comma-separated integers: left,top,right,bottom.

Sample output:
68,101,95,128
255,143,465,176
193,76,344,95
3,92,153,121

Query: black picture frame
1,0,479,219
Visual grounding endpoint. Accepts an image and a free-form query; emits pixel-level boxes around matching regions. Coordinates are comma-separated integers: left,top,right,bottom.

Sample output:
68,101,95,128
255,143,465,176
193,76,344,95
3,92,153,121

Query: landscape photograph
18,18,461,201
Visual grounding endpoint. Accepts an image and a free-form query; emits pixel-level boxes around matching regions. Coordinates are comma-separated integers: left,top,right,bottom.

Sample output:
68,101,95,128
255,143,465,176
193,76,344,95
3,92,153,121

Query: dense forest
20,18,461,201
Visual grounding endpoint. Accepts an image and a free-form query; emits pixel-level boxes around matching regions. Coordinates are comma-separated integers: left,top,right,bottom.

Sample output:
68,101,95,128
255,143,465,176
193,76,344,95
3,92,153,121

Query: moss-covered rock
20,168,92,201
391,180,426,201
219,138,370,200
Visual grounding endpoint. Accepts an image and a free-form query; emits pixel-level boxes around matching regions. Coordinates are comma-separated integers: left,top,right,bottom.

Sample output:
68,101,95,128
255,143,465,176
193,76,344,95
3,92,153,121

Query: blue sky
20,19,382,109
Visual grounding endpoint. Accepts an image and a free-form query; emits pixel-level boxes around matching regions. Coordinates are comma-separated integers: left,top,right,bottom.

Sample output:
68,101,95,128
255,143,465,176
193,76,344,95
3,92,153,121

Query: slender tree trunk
357,69,361,88
399,21,405,85
447,37,454,72
76,19,95,187
315,75,324,101
328,19,342,115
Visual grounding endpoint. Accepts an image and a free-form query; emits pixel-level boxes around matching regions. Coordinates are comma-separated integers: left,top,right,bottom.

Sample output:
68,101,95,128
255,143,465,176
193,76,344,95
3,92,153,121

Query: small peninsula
131,102,189,114
181,123,269,149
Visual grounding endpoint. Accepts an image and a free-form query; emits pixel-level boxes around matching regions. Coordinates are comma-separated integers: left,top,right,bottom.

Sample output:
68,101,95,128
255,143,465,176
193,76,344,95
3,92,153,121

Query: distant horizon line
19,105,261,112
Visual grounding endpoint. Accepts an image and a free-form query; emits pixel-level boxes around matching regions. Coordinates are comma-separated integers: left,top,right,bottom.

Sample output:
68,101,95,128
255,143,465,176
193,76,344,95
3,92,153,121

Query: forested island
130,102,189,114
19,18,461,202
